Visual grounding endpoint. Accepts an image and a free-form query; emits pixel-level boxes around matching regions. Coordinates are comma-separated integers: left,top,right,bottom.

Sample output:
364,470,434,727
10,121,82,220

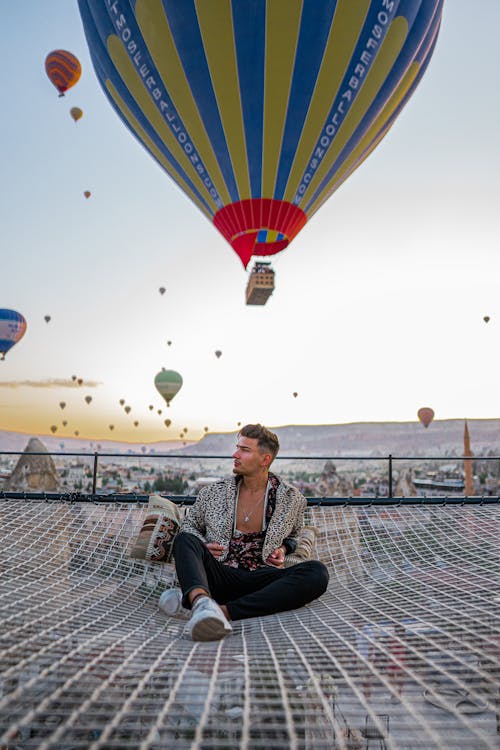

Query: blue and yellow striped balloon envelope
79,0,443,267
0,310,27,360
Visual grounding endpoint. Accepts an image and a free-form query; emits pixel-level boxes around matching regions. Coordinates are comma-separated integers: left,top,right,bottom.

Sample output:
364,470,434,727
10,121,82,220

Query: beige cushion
294,526,318,560
130,495,183,564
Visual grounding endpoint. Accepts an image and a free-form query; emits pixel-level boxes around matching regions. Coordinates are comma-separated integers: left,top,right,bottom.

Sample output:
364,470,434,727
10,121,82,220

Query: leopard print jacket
180,474,307,567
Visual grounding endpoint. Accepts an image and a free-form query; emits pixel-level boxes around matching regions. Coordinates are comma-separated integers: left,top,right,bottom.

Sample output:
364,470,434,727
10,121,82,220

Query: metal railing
1,449,499,504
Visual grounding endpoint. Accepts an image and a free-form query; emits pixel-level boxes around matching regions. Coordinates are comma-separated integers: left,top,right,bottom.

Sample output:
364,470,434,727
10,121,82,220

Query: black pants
172,532,329,621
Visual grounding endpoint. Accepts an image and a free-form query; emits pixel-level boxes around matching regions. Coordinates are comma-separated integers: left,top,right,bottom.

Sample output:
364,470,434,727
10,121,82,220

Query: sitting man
159,424,329,641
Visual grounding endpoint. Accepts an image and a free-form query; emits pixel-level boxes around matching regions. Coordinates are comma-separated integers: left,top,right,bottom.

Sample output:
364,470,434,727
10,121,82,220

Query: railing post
92,451,99,495
388,454,393,498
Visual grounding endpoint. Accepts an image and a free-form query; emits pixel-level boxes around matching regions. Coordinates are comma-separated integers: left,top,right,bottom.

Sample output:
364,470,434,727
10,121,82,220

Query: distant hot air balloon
84,395,92,405
154,369,183,407
164,419,171,428
0,309,27,360
79,1,444,272
133,420,139,427
70,106,83,122
293,392,298,398
148,404,154,411
119,399,125,406
44,315,51,324
167,341,172,347
183,427,188,433
124,405,131,414
50,425,57,434
483,316,490,323
71,375,77,381
215,350,222,359
77,378,83,385
204,426,209,433
109,424,114,431
83,190,91,199
417,407,435,429
159,287,166,295
62,420,68,427
59,401,66,410
45,50,81,96
74,430,79,436
157,409,162,415
237,422,241,427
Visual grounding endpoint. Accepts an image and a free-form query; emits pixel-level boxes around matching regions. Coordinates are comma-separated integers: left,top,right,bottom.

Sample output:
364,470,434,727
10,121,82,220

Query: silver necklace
238,481,269,524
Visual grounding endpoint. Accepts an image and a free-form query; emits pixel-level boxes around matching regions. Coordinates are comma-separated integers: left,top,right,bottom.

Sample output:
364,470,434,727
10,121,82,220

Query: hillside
2,420,495,458
183,420,500,458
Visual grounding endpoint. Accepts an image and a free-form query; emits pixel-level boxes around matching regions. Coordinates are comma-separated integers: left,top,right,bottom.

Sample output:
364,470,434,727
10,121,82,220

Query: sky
1,1,500,445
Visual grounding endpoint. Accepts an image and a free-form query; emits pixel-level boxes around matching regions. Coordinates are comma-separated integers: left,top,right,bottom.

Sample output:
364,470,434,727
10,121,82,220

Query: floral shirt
223,474,278,570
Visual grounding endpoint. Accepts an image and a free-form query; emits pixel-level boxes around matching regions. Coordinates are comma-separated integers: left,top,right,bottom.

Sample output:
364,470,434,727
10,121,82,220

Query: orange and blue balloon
0,309,27,360
79,1,443,268
45,50,82,96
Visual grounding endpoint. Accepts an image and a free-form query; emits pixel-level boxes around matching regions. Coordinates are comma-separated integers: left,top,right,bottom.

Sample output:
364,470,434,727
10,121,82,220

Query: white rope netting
0,499,498,749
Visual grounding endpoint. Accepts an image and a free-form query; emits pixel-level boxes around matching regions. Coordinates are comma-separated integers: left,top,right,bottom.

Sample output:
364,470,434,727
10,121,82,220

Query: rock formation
316,461,354,497
394,469,417,497
5,437,60,491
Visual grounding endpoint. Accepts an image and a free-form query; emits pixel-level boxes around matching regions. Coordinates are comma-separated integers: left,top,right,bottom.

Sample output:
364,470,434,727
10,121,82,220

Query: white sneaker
187,596,233,642
158,588,189,619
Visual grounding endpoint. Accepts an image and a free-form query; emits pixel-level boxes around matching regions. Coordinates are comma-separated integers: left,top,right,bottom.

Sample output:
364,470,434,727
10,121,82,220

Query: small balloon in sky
148,404,154,411
70,106,83,122
50,425,57,434
157,409,162,415
109,424,114,431
293,392,298,398
45,50,81,96
74,430,79,436
83,190,91,199
62,420,68,427
59,401,66,410
159,287,166,295
71,375,77,381
84,395,92,405
167,341,172,347
77,378,83,385
483,315,490,323
133,420,139,427
215,350,222,359
0,309,27,360
44,315,51,324
164,419,171,428
119,399,125,406
124,405,131,414
204,426,209,432
155,369,183,407
417,407,435,429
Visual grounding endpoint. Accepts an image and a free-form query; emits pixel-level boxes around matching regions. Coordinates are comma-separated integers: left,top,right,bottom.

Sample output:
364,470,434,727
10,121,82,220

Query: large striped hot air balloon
45,50,82,96
0,309,27,360
78,1,443,268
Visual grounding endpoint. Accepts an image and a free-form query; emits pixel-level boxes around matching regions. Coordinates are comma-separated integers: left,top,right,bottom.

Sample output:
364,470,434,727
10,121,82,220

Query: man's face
232,436,270,476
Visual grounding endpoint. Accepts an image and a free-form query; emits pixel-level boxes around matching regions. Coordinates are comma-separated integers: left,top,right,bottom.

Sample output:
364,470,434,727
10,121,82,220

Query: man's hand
206,542,225,558
266,546,285,568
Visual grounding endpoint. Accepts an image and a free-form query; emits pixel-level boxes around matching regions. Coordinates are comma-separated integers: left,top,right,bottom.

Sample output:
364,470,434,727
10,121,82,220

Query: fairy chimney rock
5,437,60,491
394,468,417,497
316,460,354,497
